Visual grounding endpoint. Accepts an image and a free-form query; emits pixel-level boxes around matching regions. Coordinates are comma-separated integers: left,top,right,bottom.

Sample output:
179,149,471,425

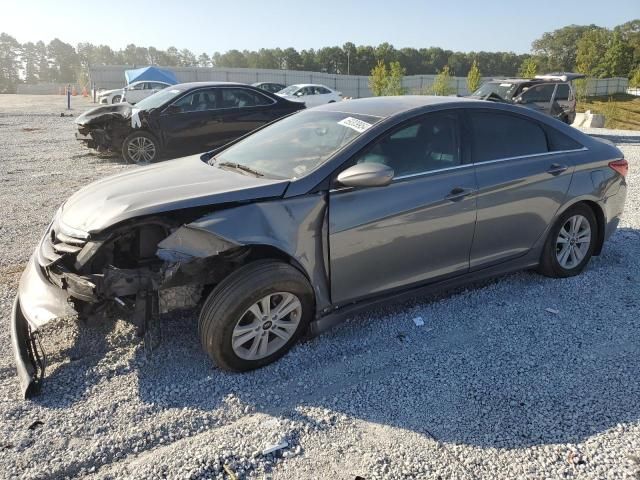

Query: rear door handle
547,163,568,175
446,187,475,201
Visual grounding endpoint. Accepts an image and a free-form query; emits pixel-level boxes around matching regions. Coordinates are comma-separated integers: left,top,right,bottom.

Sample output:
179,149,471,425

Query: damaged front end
11,212,238,398
12,194,329,398
75,104,144,153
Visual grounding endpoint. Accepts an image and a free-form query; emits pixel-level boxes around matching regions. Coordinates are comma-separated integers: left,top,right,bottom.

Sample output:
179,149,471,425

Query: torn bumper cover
11,256,77,398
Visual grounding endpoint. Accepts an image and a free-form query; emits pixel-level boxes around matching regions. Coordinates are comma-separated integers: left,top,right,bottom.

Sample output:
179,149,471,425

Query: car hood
59,155,290,234
75,103,138,126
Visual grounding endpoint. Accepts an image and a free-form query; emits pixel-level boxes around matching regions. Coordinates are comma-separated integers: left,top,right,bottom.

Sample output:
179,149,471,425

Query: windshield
134,87,185,110
213,110,380,179
278,85,300,95
472,82,518,100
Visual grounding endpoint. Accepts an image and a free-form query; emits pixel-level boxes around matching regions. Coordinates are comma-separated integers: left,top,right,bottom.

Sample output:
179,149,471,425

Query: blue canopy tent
124,66,178,86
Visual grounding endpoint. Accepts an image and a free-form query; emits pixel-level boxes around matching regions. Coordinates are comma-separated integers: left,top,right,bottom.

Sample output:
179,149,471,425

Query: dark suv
470,73,584,124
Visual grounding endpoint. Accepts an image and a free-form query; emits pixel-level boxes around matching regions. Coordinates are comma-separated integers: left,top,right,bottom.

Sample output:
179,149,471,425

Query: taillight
609,159,628,177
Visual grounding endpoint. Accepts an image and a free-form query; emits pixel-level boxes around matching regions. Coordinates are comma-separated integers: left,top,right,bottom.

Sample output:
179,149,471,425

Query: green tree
369,60,387,96
385,61,406,95
518,57,538,78
0,33,21,92
368,60,406,96
178,48,197,67
576,28,611,77
614,20,640,69
630,68,640,88
197,52,211,67
532,24,595,71
47,38,79,82
431,65,454,96
21,41,39,83
466,59,481,93
602,31,634,77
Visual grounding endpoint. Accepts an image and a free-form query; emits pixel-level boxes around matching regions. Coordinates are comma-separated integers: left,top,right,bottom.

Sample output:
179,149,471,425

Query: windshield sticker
338,117,372,133
131,108,142,128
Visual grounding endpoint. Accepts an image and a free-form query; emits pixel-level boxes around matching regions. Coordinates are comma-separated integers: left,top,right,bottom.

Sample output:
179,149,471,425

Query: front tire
538,204,597,278
112,95,122,104
122,131,160,165
198,260,314,371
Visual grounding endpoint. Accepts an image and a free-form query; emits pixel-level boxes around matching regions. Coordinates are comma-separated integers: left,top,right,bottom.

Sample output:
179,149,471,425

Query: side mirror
337,163,394,188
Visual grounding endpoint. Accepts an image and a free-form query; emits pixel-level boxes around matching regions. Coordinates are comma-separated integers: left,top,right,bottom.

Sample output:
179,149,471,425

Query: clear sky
1,0,638,54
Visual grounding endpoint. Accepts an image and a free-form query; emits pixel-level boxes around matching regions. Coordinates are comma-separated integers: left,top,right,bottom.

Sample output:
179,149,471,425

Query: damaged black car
75,82,305,164
13,97,626,398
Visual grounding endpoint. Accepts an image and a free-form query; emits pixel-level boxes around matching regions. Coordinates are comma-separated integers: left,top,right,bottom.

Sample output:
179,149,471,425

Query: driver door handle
446,187,476,201
547,163,568,175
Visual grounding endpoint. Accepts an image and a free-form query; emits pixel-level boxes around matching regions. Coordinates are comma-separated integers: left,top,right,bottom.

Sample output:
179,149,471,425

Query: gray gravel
1,95,639,480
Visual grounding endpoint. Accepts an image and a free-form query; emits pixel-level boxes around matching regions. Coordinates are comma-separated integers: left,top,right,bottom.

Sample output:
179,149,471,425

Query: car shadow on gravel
588,132,640,146
30,228,640,451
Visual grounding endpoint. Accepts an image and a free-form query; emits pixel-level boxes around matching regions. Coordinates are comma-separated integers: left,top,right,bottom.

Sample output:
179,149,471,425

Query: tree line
1,19,638,93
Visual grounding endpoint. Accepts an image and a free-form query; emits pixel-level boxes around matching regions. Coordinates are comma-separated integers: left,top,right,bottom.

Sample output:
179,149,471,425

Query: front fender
157,194,331,312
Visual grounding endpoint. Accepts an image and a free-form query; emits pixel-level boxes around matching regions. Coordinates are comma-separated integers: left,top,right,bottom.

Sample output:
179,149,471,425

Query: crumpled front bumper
10,255,77,398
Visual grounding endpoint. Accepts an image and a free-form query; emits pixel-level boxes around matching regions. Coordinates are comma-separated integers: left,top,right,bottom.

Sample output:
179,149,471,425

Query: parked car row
13,95,628,397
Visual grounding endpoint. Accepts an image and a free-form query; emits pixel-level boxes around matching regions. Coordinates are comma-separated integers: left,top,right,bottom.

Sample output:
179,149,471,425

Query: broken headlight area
36,217,247,344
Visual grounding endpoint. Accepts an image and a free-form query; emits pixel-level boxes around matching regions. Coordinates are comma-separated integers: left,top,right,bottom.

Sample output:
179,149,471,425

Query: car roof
486,78,567,85
171,81,258,89
313,95,482,118
289,84,331,88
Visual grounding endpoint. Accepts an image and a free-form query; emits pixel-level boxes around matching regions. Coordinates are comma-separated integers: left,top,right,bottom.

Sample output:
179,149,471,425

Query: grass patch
577,94,640,130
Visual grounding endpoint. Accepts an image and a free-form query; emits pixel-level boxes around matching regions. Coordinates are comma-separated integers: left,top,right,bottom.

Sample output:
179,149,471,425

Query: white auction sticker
338,116,373,133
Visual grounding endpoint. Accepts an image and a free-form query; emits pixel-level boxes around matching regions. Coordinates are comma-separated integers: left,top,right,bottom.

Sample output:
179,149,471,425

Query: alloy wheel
555,214,591,269
127,136,156,165
231,292,302,360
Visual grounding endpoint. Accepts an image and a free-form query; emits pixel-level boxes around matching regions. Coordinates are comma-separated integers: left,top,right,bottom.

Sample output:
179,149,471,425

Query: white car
276,84,342,107
98,81,172,105
122,81,172,104
97,87,125,105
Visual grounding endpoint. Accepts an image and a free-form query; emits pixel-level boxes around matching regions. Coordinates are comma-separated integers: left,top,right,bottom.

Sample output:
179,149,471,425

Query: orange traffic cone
82,87,88,97
72,86,77,96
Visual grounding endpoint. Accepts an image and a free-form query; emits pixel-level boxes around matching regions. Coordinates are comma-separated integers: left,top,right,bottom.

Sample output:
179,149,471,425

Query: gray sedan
12,96,628,397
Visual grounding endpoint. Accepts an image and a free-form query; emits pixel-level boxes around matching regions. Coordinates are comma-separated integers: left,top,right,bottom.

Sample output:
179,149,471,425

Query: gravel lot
1,94,639,480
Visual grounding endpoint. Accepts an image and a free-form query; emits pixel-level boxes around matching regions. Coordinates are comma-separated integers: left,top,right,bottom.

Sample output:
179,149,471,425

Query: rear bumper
11,256,78,398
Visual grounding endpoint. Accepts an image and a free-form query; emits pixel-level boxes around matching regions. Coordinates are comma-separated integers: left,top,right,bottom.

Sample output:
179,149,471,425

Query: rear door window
220,88,273,108
469,111,548,162
554,84,571,101
519,84,555,103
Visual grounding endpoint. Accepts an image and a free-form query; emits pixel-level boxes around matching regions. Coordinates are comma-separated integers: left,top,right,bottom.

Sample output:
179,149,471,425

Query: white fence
21,65,624,98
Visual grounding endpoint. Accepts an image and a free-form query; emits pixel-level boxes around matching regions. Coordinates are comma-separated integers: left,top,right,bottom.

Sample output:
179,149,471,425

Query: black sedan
75,82,305,164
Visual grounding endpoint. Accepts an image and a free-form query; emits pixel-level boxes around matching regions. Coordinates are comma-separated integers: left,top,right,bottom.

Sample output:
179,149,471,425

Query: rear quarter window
469,111,548,162
543,125,583,151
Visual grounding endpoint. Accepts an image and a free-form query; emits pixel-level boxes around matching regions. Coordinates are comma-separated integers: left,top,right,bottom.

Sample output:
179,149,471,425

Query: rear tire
198,260,314,372
122,131,160,165
538,204,597,278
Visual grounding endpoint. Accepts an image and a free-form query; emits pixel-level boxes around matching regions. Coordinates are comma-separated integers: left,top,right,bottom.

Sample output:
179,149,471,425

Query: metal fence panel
84,66,629,98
